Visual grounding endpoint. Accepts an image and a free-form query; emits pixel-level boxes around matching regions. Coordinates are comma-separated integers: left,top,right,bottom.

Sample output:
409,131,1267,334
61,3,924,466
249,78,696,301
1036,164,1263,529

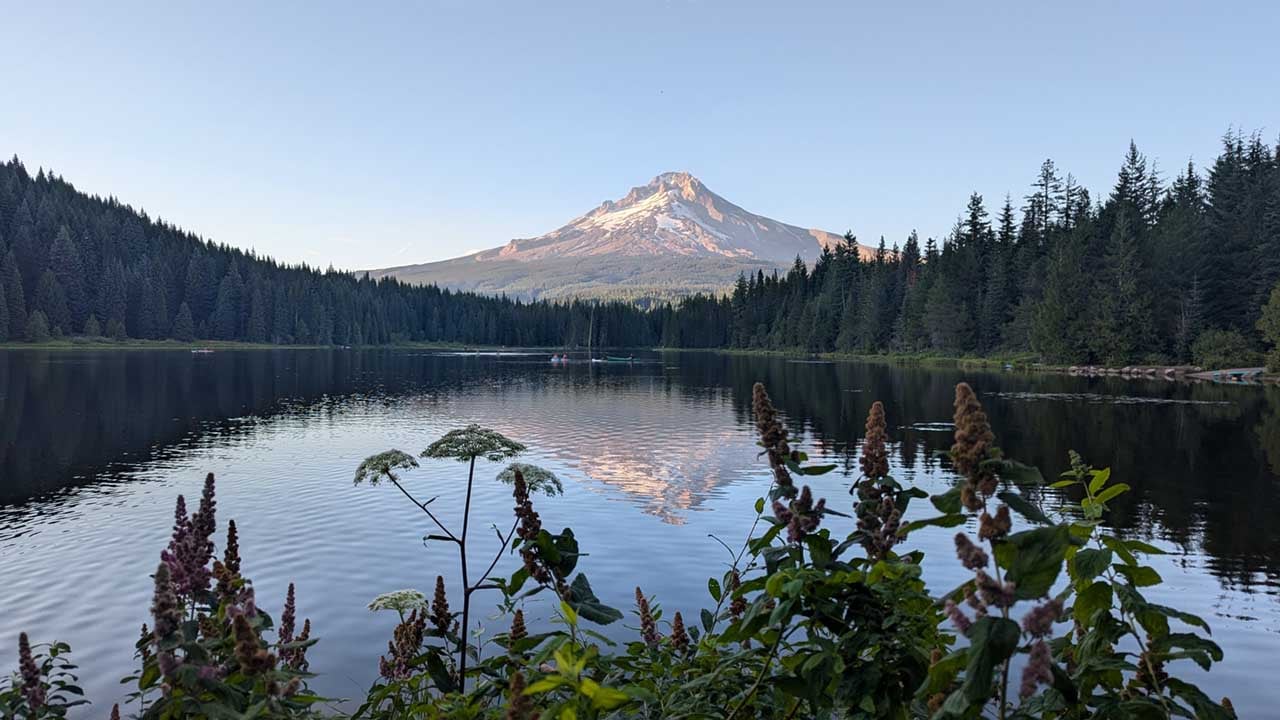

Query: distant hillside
0,156,655,347
367,172,873,300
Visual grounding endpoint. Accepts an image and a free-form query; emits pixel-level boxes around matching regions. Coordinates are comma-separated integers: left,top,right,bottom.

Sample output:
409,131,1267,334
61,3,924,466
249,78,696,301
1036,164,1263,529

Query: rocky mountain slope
367,172,870,300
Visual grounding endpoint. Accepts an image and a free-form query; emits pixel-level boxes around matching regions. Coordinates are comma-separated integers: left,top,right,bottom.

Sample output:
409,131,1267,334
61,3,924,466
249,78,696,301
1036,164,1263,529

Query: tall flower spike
635,587,659,647
729,570,746,620
431,576,451,634
232,614,275,675
192,474,217,564
1020,639,1054,699
280,583,297,645
860,401,890,479
951,382,998,507
670,612,690,654
505,671,536,720
752,383,795,494
954,533,989,570
151,563,181,642
294,619,312,670
18,632,46,712
509,609,527,650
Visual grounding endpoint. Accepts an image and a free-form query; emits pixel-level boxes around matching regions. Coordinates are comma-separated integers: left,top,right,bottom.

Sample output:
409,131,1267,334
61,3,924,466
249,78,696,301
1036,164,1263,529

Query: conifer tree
0,278,8,342
34,269,69,334
49,226,87,329
171,302,195,342
25,308,50,342
2,249,25,332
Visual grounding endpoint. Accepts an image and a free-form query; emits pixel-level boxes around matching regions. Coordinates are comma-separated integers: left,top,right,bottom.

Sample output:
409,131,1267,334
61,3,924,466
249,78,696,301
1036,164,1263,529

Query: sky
2,1,1277,270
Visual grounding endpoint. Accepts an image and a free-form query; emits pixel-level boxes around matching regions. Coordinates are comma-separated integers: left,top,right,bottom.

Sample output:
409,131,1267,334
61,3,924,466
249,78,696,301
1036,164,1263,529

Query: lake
1,349,1278,715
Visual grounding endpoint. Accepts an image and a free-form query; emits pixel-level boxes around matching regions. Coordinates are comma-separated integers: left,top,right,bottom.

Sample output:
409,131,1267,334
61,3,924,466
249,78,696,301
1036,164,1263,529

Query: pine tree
49,226,87,329
2,249,25,332
0,278,8,342
34,269,69,334
171,302,195,342
1091,209,1153,363
25,308,50,342
83,313,101,337
213,265,244,340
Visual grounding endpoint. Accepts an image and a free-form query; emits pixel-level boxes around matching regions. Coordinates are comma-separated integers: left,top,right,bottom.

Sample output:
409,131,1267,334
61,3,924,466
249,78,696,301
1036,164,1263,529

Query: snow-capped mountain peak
475,172,866,263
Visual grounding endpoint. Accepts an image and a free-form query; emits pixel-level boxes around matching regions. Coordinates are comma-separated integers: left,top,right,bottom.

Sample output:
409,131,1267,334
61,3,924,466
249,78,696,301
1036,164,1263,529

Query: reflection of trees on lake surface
3,349,1279,592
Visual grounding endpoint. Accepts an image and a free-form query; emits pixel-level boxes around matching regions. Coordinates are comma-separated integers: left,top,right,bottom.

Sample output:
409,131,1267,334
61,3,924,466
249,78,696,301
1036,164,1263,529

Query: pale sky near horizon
2,1,1277,270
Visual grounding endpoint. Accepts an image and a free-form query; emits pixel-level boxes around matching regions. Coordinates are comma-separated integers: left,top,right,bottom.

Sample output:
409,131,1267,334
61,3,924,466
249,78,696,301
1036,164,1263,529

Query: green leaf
990,458,1045,486
997,525,1070,599
898,513,965,536
959,617,1021,704
798,463,837,475
1093,483,1130,506
1114,564,1162,587
1122,539,1167,555
1088,467,1111,494
525,676,566,694
581,678,631,710
700,608,715,633
754,497,765,514
930,486,962,514
1071,548,1113,582
1164,678,1236,720
1049,479,1076,489
997,490,1052,525
566,574,623,625
1100,536,1138,566
1073,581,1113,626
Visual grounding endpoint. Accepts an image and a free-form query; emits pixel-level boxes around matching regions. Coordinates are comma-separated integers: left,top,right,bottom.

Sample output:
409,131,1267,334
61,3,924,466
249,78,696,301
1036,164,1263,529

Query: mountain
366,172,872,300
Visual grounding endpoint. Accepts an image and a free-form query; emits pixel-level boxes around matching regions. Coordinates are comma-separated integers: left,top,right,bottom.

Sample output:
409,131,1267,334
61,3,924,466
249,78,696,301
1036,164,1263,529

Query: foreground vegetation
4,127,1280,369
3,382,1237,718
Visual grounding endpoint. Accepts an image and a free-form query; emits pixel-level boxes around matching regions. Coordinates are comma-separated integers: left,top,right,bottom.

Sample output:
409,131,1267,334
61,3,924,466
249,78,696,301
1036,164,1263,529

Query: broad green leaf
959,617,1020,704
1114,564,1162,587
1088,467,1111,494
707,577,721,602
525,677,566,694
1071,548,1113,583
997,490,1052,525
1093,483,1130,506
1074,581,1113,626
931,486,962,514
996,525,1070,599
1049,479,1076,489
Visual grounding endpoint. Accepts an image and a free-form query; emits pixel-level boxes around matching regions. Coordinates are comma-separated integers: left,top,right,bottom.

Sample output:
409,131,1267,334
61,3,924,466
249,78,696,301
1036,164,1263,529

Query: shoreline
3,339,1276,383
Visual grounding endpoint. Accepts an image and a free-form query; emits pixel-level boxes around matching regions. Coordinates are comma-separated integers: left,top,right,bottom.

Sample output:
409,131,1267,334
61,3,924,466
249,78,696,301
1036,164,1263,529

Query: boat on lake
605,355,634,362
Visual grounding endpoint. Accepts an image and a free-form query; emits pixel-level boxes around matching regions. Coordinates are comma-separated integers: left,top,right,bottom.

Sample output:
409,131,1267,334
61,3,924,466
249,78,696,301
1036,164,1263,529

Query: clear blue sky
3,1,1276,270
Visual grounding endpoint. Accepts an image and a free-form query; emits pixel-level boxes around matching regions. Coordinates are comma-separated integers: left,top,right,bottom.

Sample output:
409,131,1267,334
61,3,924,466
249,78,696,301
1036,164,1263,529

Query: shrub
1258,283,1280,373
1190,328,1262,369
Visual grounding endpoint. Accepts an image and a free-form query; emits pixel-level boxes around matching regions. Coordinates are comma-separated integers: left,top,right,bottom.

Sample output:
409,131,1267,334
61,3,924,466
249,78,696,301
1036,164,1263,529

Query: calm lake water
2,349,1278,715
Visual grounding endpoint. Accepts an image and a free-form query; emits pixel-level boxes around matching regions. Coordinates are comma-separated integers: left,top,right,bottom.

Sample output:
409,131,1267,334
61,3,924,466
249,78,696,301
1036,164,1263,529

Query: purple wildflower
18,633,46,712
954,533,989,570
1019,639,1054,699
944,599,972,635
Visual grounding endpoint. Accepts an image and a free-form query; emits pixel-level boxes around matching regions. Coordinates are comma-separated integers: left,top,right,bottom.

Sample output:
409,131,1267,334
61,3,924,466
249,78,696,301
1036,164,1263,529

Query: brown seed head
950,383,997,493
860,401,890,479
670,611,690,653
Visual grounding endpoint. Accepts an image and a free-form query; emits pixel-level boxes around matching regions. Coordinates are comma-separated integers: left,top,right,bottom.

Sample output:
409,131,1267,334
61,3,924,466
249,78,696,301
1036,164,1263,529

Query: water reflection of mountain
3,349,1279,592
